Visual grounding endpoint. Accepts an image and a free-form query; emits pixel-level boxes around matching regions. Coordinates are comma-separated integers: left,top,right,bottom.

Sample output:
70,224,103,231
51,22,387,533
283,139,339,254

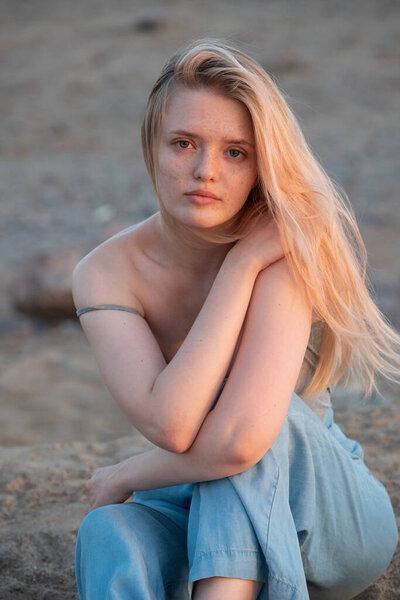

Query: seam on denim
264,455,280,556
268,572,301,592
192,548,266,561
261,456,302,593
227,460,280,561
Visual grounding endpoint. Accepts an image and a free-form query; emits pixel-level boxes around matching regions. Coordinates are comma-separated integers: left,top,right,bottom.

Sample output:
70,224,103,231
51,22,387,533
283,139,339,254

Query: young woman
73,40,399,600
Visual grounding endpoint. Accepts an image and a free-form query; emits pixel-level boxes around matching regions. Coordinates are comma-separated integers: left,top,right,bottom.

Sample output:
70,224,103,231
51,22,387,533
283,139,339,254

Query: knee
339,513,399,598
75,506,116,598
76,505,121,552
365,496,399,581
78,505,110,536
371,514,399,577
76,505,135,598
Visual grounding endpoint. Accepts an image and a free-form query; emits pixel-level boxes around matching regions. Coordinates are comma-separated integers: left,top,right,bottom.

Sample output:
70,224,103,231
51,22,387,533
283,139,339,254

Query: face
155,86,258,229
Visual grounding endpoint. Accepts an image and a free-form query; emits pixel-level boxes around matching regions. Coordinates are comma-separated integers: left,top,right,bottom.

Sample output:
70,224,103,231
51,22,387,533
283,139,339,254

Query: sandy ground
0,0,399,597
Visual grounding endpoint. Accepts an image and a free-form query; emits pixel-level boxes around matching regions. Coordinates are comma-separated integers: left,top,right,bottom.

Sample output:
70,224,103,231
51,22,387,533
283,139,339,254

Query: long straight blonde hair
141,39,400,398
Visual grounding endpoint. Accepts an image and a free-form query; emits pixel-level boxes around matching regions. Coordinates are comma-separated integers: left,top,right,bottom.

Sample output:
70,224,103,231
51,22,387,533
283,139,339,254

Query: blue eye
228,149,242,158
176,140,190,149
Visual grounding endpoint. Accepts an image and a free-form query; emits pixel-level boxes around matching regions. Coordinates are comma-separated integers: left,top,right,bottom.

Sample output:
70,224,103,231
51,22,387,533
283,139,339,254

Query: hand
230,213,284,272
86,460,133,511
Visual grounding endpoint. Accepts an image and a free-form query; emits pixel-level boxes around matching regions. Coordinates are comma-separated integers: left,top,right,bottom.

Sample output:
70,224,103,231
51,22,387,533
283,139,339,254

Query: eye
228,148,243,158
175,140,191,149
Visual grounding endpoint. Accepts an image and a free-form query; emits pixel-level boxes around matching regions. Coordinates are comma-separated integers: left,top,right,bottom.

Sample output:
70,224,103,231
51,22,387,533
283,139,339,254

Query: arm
73,217,283,453
87,258,313,509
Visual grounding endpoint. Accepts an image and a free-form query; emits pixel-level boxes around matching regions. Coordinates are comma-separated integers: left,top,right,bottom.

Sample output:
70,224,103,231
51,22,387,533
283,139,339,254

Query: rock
9,221,133,322
10,248,86,320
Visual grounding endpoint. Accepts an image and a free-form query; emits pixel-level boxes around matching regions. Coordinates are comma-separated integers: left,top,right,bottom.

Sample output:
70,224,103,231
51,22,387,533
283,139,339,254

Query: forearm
116,416,246,492
86,405,244,510
151,250,259,448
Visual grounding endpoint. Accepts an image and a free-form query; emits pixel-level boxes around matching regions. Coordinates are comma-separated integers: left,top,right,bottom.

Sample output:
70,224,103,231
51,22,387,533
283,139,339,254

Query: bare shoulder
72,215,156,316
255,256,306,294
250,257,312,322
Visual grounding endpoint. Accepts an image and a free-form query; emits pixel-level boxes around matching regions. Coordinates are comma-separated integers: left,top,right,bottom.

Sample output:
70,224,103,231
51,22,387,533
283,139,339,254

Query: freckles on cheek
157,154,183,181
162,165,185,185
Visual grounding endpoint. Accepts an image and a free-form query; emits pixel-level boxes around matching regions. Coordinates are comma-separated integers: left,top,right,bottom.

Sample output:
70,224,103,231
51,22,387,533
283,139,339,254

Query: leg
187,477,268,597
225,393,398,600
76,502,190,600
302,402,399,599
193,576,263,600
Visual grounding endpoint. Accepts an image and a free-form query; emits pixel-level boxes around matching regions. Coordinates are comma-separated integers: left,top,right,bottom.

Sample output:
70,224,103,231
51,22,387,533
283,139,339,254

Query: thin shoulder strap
76,304,143,318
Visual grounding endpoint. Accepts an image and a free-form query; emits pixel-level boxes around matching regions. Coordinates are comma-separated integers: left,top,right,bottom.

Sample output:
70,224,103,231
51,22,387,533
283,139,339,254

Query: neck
155,212,234,277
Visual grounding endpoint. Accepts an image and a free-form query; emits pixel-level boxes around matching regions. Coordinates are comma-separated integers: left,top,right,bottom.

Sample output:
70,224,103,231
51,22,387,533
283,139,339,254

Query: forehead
162,85,254,140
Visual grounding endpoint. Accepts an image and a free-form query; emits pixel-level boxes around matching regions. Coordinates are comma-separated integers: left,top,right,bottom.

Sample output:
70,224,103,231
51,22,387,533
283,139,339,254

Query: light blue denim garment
76,392,398,600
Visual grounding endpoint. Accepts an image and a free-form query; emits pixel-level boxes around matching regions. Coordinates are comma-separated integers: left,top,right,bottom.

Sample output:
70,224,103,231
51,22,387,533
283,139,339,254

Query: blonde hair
141,38,400,398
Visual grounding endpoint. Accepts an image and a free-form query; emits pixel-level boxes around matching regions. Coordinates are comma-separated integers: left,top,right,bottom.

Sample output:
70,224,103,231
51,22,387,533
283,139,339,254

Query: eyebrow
166,129,254,148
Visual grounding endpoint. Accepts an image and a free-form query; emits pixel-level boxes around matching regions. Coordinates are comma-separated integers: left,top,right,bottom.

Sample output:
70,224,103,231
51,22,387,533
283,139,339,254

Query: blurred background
1,0,399,448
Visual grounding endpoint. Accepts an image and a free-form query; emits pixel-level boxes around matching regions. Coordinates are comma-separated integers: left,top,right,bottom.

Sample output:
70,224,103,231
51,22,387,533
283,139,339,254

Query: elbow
159,425,255,462
148,382,196,454
132,393,195,453
129,416,191,454
227,435,269,468
157,425,195,454
162,436,192,454
140,426,190,454
230,444,255,468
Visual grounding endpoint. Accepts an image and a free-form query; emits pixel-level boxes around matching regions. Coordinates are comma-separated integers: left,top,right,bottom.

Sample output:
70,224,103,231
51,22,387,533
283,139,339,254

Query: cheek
246,162,258,190
233,167,258,193
157,151,186,184
156,150,170,178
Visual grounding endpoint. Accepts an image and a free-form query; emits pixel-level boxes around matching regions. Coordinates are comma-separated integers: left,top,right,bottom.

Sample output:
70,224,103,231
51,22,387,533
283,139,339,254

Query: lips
184,189,220,201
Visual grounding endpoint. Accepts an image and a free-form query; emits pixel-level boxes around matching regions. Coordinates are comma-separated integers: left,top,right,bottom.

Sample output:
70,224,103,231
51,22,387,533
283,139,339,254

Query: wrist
114,456,137,493
225,245,262,278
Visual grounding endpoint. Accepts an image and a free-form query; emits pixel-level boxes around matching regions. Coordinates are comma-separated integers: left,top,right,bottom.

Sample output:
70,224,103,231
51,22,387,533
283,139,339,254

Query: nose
193,148,219,182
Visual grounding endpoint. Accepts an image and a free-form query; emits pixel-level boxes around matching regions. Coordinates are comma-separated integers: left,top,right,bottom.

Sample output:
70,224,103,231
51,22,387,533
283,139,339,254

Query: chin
163,204,226,229
182,210,229,230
